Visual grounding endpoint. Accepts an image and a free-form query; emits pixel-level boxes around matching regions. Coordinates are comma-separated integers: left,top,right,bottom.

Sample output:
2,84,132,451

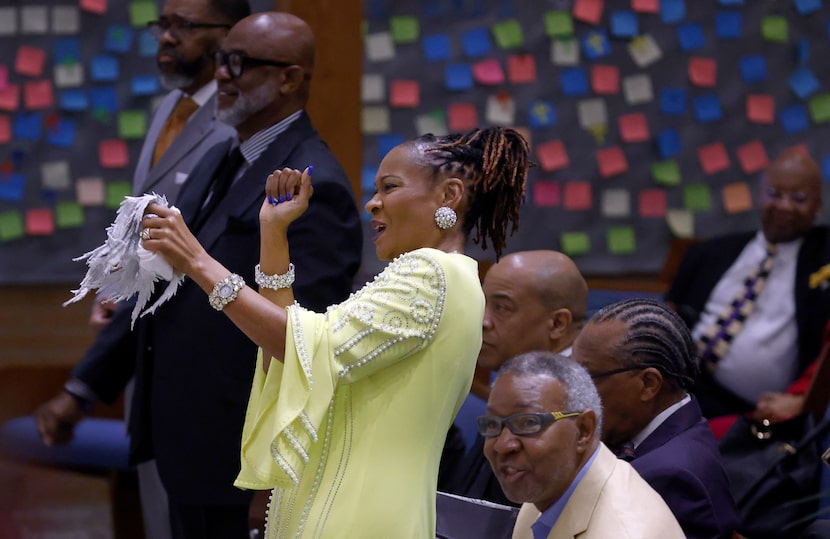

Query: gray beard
216,79,276,127
159,71,195,91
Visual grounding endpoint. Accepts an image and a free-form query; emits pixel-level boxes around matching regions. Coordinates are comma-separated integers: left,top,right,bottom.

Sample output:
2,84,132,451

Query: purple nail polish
268,196,278,206
286,192,292,201
278,195,285,203
307,165,314,176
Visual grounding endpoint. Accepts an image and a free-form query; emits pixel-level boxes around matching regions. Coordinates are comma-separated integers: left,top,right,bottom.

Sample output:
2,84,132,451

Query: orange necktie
152,96,199,165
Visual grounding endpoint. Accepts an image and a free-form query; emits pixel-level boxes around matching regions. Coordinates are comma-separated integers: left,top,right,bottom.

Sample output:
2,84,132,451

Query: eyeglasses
147,16,230,39
476,410,581,438
214,50,295,79
764,187,810,205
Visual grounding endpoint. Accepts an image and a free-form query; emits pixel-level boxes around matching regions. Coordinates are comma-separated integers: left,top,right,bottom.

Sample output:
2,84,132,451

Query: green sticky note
118,110,147,139
683,183,711,211
93,107,111,124
0,211,24,242
106,181,132,209
808,93,830,124
651,160,681,186
492,19,524,49
560,232,590,256
56,201,84,229
129,1,158,28
545,11,573,38
390,16,419,44
607,226,636,254
761,16,788,43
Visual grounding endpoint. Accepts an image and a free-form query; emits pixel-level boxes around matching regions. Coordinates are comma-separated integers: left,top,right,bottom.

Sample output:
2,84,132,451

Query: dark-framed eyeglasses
147,16,231,39
476,410,581,438
214,50,295,79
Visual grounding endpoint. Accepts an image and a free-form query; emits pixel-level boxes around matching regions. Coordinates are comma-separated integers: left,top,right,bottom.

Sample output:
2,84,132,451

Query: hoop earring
434,206,457,230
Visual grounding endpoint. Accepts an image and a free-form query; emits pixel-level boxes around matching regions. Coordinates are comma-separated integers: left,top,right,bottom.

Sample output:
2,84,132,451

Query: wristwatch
209,273,245,311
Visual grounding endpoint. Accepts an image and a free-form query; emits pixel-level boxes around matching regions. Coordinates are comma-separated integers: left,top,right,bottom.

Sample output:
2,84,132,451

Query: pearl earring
434,206,457,230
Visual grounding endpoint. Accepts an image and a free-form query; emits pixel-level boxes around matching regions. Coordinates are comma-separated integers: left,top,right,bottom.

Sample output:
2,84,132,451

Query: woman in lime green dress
143,126,530,537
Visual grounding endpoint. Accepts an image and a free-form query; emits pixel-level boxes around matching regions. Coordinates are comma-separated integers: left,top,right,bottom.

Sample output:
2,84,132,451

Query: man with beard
35,12,363,539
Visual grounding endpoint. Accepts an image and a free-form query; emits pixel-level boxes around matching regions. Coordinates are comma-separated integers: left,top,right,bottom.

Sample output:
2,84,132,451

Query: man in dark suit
572,298,740,539
35,12,362,539
666,149,830,418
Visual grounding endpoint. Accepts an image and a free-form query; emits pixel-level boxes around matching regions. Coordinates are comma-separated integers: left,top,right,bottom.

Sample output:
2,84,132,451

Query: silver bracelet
208,273,245,311
254,263,295,290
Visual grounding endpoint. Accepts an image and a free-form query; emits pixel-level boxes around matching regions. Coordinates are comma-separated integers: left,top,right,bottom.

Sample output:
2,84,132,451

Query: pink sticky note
0,115,10,144
80,0,108,14
76,177,105,206
0,85,19,111
564,181,593,210
573,0,604,24
537,140,569,172
389,80,419,108
697,142,730,175
746,94,774,124
507,54,536,84
99,139,129,168
473,59,505,86
722,182,753,214
533,180,561,207
618,112,650,142
448,103,478,132
639,189,667,217
596,146,628,178
0,66,7,90
632,0,659,13
591,65,620,94
15,46,46,77
24,80,53,110
689,57,716,87
736,140,769,174
26,208,55,236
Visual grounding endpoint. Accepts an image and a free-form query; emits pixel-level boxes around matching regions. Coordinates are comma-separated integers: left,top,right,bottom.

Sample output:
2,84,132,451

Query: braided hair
414,127,530,259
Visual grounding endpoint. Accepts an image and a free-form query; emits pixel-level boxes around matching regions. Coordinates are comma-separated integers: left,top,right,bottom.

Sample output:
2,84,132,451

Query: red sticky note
618,112,649,143
722,182,753,214
639,189,667,218
591,65,619,95
15,46,46,77
736,140,769,174
448,103,478,132
689,57,716,87
24,80,53,110
0,115,10,144
537,140,570,171
533,180,561,207
746,94,774,124
0,85,19,112
507,54,536,84
99,139,129,168
0,66,7,90
632,0,659,13
564,181,593,210
80,0,108,14
596,146,628,178
697,142,730,175
389,80,419,108
473,59,505,85
573,0,604,25
26,208,55,236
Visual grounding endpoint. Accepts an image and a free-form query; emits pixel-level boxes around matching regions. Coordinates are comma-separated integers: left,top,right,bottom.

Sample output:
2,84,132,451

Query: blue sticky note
377,134,405,158
367,0,386,19
796,38,810,65
780,104,809,133
423,0,447,18
660,0,685,24
462,28,492,57
795,0,821,14
677,23,705,51
445,64,473,91
13,113,42,141
719,0,743,4
694,94,722,123
822,154,830,181
560,67,588,97
660,88,687,115
740,55,767,83
610,11,638,38
131,75,160,96
54,38,81,64
47,119,76,148
789,68,819,100
59,89,89,111
91,55,120,81
581,30,611,60
528,100,556,128
656,129,681,158
90,87,118,113
105,24,134,53
715,11,742,39
361,165,378,191
138,29,157,57
0,173,25,202
423,34,451,62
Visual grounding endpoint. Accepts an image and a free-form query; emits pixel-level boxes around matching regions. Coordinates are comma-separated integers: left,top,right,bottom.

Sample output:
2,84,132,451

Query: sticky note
442,64,472,91
697,142,730,174
684,184,712,211
740,55,767,83
677,23,705,51
746,94,774,124
573,0,604,25
376,135,404,160
633,0,659,13
0,173,25,202
389,80,419,108
564,181,592,211
105,181,132,209
622,74,653,105
99,139,129,168
462,28,492,57
651,160,681,186
795,0,821,15
76,177,105,205
423,34,451,62
808,93,830,124
25,208,54,235
365,32,395,62
21,6,48,35
560,231,591,255
528,100,556,129
56,201,84,229
91,54,119,81
591,65,619,95
52,6,80,34
596,146,628,178
91,86,118,114
780,104,809,133
0,85,20,112
473,59,505,85
715,11,742,39
761,15,788,43
736,140,769,174
719,0,744,5
601,189,630,217
0,8,17,36
41,161,71,190
719,182,753,214
486,94,515,126
14,113,41,140
660,88,687,116
54,38,81,64
0,66,6,90
448,103,478,132
537,140,569,171
55,64,84,88
390,15,419,44
138,29,156,57
105,24,134,53
362,106,390,134
24,80,53,110
660,0,685,23
129,1,157,27
80,0,108,15
533,180,561,207
0,211,24,241
59,89,88,111
561,67,588,97
16,46,46,77
789,67,819,100
118,110,147,139
628,34,662,68
639,189,667,217
578,98,607,129
551,39,580,66
361,74,385,103
608,226,636,254
618,113,649,143
492,19,523,49
545,11,574,38
581,30,611,60
47,118,76,147
666,209,694,238
507,54,536,84
610,11,638,38
694,94,723,123
131,74,159,96
656,129,681,159
689,57,716,87
0,115,9,143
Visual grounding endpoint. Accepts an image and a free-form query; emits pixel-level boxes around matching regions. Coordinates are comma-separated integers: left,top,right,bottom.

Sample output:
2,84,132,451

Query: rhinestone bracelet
254,263,295,290
208,273,245,311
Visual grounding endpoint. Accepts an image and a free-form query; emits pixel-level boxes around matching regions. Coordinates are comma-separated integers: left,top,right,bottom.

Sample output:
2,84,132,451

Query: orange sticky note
24,80,53,110
596,146,628,178
697,142,730,175
591,65,619,94
746,94,774,124
26,208,54,235
632,0,659,13
15,46,46,77
722,182,753,214
537,139,569,171
507,54,536,84
533,180,561,207
99,139,129,168
447,103,478,132
564,181,592,210
573,0,603,25
639,188,667,217
389,80,419,108
473,59,505,85
80,0,108,14
618,112,649,142
0,115,9,143
0,84,19,111
689,57,716,87
736,140,769,174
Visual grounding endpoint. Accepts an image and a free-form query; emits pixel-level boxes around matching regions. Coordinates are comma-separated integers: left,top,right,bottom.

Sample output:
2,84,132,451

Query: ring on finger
141,228,151,241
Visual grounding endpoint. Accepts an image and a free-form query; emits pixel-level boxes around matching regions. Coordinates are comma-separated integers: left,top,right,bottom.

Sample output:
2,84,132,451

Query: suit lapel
174,139,234,226
549,445,615,538
634,398,702,457
133,90,180,193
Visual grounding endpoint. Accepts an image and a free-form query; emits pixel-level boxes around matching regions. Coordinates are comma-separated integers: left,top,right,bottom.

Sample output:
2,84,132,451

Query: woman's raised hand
260,166,314,231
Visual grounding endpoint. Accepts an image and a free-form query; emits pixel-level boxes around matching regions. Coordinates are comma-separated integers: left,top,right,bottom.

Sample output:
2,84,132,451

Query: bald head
237,12,315,74
760,148,822,243
508,250,589,324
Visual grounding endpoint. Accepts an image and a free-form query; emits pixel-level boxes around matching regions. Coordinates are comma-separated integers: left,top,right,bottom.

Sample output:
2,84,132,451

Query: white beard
159,71,195,91
216,78,277,127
